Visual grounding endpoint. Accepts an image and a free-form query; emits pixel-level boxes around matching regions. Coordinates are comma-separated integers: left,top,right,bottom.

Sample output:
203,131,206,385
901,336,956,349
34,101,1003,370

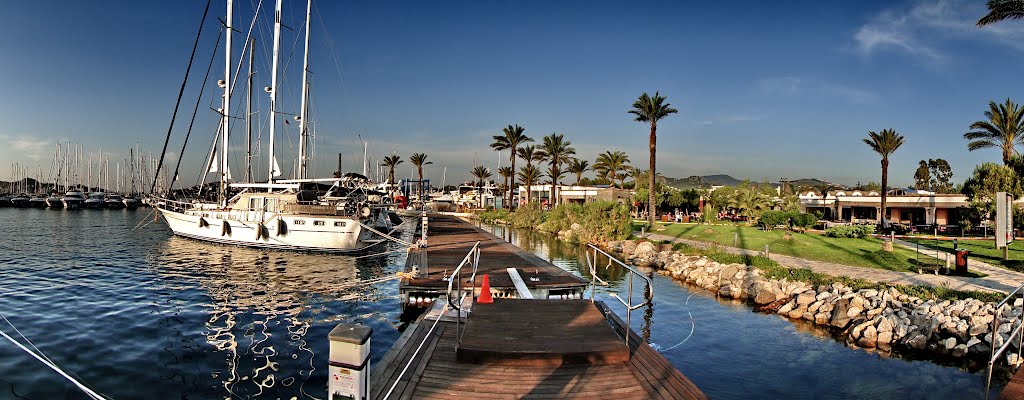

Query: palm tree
517,164,541,204
812,182,838,220
629,91,678,224
594,150,630,187
380,155,403,184
470,165,492,208
409,153,432,200
978,0,1024,26
491,124,532,208
567,158,589,185
728,187,772,221
863,129,907,223
517,144,543,168
498,166,514,199
540,133,575,206
964,99,1024,165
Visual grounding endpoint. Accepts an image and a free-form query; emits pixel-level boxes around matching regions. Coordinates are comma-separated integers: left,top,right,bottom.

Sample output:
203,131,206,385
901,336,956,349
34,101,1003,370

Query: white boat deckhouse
156,0,401,252
799,188,969,226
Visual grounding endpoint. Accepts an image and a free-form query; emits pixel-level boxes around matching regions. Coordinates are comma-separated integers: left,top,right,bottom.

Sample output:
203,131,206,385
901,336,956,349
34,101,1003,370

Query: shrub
509,202,546,228
759,210,788,230
479,209,510,224
824,225,874,238
789,212,817,231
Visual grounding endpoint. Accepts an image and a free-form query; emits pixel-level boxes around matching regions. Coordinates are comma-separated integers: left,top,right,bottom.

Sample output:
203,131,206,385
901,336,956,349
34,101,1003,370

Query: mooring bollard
420,212,428,246
328,323,373,400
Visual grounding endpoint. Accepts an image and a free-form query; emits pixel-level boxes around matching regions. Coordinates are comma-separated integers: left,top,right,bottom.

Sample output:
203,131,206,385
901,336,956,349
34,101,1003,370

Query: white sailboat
157,0,400,253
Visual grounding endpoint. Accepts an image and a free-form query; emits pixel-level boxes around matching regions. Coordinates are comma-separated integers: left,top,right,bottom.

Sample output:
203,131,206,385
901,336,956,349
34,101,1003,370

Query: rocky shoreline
607,239,1023,366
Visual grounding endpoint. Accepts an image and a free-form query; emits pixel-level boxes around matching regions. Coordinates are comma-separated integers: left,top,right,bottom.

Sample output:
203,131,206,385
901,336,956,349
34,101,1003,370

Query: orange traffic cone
477,274,493,304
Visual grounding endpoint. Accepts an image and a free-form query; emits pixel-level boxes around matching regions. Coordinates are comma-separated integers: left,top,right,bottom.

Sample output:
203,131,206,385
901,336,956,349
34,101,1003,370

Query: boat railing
584,244,654,348
445,241,481,346
986,282,1024,399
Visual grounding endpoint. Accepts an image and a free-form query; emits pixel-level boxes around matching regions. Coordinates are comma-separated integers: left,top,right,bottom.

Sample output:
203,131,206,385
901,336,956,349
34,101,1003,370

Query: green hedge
824,225,875,238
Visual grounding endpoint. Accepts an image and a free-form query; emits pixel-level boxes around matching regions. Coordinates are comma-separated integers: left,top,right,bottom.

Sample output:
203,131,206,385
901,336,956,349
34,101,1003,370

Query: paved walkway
641,232,1023,294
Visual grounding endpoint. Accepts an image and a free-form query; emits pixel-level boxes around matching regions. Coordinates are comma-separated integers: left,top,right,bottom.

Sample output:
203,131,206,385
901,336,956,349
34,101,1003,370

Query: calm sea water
0,209,1003,399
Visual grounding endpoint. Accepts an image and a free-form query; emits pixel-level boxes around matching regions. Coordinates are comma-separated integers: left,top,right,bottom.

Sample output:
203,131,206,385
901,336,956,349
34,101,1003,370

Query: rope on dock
382,302,449,400
0,315,108,399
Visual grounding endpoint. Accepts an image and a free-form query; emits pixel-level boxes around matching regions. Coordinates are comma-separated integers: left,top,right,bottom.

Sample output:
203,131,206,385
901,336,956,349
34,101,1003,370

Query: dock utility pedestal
329,323,372,400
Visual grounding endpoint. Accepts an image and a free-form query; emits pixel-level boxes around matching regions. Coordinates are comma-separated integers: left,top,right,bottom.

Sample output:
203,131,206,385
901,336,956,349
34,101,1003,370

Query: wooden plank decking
371,215,706,399
1001,367,1024,399
401,214,587,300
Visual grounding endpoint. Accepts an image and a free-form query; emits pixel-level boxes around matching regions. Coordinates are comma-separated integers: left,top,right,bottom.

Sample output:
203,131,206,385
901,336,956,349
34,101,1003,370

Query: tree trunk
551,163,558,207
880,159,888,223
648,122,657,224
509,153,517,208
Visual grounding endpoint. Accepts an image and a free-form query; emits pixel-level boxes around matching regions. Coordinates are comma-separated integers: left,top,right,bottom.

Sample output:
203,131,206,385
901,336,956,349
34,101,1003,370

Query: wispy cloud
757,76,876,103
854,0,1024,62
0,133,51,162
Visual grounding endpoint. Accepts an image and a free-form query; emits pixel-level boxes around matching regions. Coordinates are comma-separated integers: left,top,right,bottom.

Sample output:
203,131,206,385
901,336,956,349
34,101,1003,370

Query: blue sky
2,0,1024,187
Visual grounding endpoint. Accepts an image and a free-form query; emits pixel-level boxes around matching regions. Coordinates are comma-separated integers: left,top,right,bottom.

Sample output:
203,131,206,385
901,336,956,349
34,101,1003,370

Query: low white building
799,189,969,226
517,184,632,206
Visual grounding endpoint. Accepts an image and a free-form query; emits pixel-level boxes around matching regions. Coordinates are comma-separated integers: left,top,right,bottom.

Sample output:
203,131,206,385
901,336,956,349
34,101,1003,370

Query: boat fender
221,221,230,236
198,217,208,228
277,218,287,236
256,223,265,240
361,206,371,218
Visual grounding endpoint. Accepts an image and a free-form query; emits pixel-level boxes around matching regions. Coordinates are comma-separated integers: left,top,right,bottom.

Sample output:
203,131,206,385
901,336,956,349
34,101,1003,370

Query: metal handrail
585,244,654,348
445,241,481,344
986,282,1024,399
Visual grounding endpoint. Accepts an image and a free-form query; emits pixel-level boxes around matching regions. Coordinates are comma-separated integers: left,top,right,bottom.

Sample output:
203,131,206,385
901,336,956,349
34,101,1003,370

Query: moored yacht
62,191,86,209
84,192,106,209
46,193,63,208
10,193,30,208
0,194,11,207
29,195,48,208
105,194,125,209
122,196,140,209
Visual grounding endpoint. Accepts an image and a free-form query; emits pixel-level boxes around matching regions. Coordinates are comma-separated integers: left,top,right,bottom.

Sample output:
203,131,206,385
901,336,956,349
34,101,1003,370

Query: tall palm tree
380,155,403,184
863,129,907,223
812,182,838,220
491,124,532,208
470,165,492,208
409,153,432,199
594,150,630,187
978,0,1024,26
964,99,1024,165
498,166,513,200
567,158,589,185
518,145,543,168
629,91,678,224
517,164,541,204
540,133,575,206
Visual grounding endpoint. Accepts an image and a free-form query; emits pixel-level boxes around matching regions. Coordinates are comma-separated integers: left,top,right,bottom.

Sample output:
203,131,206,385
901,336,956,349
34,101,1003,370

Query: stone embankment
608,239,1023,365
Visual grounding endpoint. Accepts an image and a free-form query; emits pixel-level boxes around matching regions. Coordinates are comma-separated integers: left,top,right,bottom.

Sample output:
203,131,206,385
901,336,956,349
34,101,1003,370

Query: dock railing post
328,323,372,400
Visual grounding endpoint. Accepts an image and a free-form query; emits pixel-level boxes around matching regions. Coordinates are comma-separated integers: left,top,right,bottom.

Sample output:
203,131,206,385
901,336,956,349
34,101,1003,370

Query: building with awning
799,188,969,226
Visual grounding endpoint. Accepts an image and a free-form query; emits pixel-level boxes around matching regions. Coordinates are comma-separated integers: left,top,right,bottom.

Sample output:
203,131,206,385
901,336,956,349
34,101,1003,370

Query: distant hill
662,174,846,191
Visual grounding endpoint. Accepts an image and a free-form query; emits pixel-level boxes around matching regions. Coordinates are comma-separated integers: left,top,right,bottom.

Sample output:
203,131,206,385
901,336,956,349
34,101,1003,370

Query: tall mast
297,0,313,179
219,0,233,206
245,36,254,183
267,0,283,191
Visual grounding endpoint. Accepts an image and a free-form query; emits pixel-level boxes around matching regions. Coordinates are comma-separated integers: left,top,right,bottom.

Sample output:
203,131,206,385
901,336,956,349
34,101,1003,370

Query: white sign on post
996,192,1014,248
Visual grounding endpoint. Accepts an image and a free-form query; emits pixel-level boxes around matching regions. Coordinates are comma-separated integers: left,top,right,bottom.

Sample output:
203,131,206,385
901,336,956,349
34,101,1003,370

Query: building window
294,219,305,225
334,221,346,227
313,220,325,226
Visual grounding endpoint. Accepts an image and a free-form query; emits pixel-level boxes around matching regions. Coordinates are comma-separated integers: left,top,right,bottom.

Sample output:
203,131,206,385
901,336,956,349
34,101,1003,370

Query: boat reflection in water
151,230,411,399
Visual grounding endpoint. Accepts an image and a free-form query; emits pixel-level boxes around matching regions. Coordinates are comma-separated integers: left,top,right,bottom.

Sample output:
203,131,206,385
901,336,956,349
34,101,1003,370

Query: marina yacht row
0,191,141,209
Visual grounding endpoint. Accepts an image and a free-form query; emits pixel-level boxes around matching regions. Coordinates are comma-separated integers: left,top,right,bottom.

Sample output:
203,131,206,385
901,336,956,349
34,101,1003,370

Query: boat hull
157,207,391,253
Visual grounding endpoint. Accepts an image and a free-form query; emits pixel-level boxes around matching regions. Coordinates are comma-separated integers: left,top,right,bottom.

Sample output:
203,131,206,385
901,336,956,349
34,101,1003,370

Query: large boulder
751,280,777,305
831,298,852,329
907,334,928,349
633,241,657,256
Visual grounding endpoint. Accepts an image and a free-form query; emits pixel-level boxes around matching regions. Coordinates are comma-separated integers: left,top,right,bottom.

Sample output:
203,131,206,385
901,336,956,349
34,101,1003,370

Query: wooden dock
1001,368,1024,399
371,214,706,399
399,214,588,306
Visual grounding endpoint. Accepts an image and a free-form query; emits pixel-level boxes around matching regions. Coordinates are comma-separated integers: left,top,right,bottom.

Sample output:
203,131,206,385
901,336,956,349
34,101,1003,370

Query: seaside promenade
642,231,1024,294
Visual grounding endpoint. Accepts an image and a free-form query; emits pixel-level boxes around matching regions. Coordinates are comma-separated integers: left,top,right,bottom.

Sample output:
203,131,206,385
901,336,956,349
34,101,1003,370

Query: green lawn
653,223,963,275
913,238,1024,273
